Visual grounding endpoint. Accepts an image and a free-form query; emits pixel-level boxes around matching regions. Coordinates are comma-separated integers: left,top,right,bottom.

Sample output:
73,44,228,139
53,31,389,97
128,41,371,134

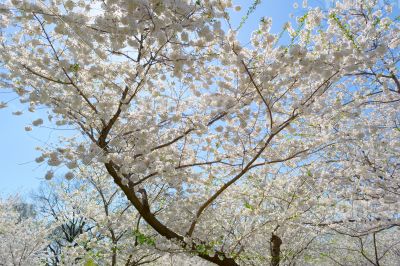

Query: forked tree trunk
270,233,282,266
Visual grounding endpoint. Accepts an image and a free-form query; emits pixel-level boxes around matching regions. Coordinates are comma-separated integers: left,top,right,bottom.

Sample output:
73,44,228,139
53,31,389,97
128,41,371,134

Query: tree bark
270,233,282,266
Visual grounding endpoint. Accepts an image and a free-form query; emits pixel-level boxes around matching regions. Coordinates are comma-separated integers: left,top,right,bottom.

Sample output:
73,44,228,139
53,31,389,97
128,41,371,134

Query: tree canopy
0,0,399,265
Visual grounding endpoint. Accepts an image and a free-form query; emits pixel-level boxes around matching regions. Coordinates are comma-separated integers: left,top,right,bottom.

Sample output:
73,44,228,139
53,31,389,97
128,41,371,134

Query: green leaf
304,254,313,262
196,244,207,254
236,0,262,31
298,12,308,23
84,258,98,266
244,202,255,210
307,169,312,177
133,230,156,246
69,63,80,73
373,17,381,27
329,13,360,51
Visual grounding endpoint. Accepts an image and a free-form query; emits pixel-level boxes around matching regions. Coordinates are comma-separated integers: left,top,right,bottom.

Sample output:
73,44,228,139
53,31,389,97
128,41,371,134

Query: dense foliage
0,0,399,265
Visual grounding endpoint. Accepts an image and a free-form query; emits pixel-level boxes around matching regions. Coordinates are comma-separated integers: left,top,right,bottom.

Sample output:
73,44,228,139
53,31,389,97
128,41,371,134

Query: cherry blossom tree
296,225,400,265
0,0,399,265
35,168,162,266
0,197,50,266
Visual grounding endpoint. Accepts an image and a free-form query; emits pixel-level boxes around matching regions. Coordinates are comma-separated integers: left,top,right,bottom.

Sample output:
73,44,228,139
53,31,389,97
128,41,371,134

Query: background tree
0,197,50,266
35,167,162,266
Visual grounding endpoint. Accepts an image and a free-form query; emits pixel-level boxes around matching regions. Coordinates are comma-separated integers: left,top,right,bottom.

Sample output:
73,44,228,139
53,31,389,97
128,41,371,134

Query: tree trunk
270,233,282,266
105,162,239,266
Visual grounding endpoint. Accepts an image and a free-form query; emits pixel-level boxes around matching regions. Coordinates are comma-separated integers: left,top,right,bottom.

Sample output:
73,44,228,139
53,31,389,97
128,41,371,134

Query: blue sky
0,99,48,196
0,0,383,197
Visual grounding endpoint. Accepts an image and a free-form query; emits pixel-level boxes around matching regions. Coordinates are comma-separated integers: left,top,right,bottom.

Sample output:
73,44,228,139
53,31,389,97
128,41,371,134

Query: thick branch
104,161,239,266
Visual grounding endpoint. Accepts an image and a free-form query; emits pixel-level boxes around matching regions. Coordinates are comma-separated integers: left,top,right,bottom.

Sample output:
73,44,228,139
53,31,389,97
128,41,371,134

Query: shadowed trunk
270,233,282,266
